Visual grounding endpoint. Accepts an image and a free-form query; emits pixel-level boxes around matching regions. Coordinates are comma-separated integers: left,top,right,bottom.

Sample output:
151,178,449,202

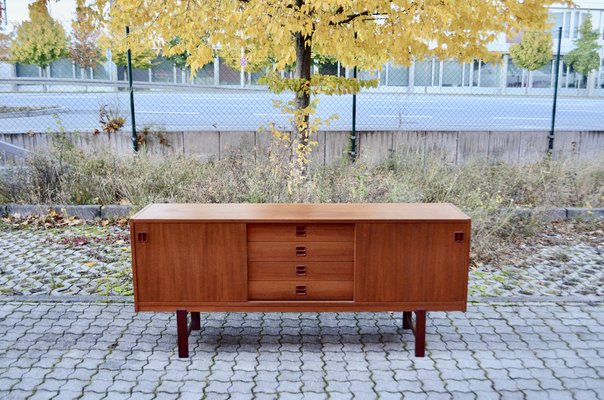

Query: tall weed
1,142,602,262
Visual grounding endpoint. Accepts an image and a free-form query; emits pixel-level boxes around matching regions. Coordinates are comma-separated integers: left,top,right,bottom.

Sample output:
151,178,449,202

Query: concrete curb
566,207,604,219
5,204,102,219
508,207,567,221
100,205,132,219
1,204,603,221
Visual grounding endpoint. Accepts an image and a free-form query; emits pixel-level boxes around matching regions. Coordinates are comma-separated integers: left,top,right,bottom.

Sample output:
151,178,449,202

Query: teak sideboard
129,203,471,358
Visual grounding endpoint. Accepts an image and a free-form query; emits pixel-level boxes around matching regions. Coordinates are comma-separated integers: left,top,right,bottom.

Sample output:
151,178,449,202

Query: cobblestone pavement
468,243,604,298
0,225,132,297
0,300,602,399
0,224,602,299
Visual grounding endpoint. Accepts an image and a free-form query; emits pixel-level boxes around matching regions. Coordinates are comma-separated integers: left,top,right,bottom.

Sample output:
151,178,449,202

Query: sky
4,0,77,31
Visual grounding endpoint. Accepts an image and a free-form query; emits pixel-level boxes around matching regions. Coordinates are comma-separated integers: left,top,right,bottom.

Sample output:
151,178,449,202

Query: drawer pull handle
295,265,307,276
295,226,307,237
296,246,307,257
296,285,307,296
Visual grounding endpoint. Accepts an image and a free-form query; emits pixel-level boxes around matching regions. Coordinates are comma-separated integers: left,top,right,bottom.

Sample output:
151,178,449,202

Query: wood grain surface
248,241,354,262
355,222,470,303
248,281,354,300
130,203,471,222
130,204,471,313
248,261,354,281
133,223,247,303
248,223,354,242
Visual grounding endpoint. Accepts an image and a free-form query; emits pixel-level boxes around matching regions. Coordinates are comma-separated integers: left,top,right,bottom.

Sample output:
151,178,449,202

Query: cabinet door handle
296,285,307,296
296,246,307,257
295,265,307,276
295,226,307,237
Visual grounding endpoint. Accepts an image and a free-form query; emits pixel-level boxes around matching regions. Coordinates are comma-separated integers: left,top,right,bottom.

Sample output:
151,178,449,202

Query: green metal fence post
350,31,358,161
350,65,358,161
549,27,563,155
126,26,138,152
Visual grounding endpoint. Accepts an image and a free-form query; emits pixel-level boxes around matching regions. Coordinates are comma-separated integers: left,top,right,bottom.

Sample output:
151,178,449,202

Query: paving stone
0,296,603,400
27,390,60,400
53,390,84,400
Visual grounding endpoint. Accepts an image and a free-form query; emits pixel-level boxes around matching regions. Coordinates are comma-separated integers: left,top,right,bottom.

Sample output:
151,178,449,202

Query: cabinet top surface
130,203,470,223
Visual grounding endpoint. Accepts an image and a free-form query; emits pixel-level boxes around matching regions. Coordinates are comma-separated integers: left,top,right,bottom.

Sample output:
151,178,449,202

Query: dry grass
1,139,602,263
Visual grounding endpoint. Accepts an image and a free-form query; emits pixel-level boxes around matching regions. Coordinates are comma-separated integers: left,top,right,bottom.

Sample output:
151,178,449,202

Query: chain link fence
1,55,603,138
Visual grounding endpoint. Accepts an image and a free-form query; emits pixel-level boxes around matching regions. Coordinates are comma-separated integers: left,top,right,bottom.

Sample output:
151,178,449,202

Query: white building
355,0,604,95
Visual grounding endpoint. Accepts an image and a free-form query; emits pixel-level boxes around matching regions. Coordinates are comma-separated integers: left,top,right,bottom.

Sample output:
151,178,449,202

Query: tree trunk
293,30,312,169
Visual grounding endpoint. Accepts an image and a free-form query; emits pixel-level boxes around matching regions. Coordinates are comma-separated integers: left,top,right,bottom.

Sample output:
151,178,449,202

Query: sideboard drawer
248,242,354,261
248,261,354,281
248,224,354,242
249,281,353,300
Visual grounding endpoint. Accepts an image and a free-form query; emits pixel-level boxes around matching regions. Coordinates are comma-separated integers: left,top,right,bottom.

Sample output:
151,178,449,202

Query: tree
106,0,564,172
111,48,156,69
0,2,10,61
70,0,102,77
10,0,68,74
0,22,10,62
96,12,156,70
565,14,601,89
509,31,552,90
164,37,192,83
165,37,189,70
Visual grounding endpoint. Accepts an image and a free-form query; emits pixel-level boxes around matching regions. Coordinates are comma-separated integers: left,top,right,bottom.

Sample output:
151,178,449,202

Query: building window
599,59,604,88
563,10,571,39
572,11,582,39
414,60,434,86
442,61,463,87
550,11,564,36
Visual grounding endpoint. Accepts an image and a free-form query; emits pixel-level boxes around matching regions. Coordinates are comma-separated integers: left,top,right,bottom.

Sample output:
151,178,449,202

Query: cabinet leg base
402,312,412,329
191,312,201,331
403,310,426,357
176,309,202,358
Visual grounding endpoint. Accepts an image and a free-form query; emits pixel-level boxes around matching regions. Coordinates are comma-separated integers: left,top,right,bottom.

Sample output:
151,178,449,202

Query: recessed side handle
296,246,307,257
454,231,464,243
137,232,148,243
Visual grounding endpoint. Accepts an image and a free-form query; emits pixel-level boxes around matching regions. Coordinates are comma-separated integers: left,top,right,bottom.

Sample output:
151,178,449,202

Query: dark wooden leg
403,312,412,329
191,312,201,331
176,309,189,358
414,310,426,357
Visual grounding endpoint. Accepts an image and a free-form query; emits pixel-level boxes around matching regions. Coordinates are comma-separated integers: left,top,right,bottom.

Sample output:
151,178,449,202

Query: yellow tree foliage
70,0,102,71
106,0,566,75
10,0,69,70
106,0,568,173
94,2,156,69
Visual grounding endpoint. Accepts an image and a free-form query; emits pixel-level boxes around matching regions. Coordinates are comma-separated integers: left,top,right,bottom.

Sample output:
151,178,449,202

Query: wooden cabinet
130,203,471,357
132,222,247,304
355,223,469,304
